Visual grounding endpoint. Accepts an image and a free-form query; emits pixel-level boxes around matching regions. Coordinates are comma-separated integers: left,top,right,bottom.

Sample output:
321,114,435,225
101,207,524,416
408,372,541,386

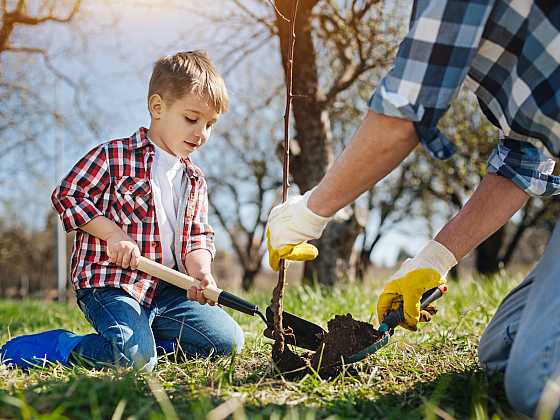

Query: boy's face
149,92,219,158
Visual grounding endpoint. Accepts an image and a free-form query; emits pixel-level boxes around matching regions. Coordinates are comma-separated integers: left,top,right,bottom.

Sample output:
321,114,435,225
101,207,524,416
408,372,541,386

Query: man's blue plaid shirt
369,0,560,196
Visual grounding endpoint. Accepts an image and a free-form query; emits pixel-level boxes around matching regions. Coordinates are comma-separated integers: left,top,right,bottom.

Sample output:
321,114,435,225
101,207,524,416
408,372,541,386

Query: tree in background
0,0,80,53
0,1,99,296
216,0,403,285
201,97,282,290
410,93,560,275
0,212,64,298
0,0,102,219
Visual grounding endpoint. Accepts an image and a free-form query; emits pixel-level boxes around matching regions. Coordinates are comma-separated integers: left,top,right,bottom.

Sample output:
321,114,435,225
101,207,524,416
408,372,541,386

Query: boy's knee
185,323,244,357
122,343,157,371
213,323,244,356
114,328,157,371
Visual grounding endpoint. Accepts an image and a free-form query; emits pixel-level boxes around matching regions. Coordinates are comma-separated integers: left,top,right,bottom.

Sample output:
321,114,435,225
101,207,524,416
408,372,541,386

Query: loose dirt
272,313,382,378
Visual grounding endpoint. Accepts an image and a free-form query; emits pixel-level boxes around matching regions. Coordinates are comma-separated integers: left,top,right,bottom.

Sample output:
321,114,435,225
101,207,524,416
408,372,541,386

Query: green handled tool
344,284,448,364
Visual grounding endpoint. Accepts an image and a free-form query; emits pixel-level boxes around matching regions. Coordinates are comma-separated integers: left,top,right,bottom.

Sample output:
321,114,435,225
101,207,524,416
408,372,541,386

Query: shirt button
151,241,157,248
128,185,134,191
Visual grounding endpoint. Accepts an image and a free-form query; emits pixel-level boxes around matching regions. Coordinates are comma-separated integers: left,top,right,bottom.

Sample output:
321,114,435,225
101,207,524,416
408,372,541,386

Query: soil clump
272,313,382,378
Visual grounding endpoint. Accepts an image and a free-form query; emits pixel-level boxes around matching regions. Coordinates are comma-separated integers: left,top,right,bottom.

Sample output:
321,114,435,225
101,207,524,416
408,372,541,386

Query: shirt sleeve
487,139,560,197
51,144,110,232
369,0,495,160
186,177,216,259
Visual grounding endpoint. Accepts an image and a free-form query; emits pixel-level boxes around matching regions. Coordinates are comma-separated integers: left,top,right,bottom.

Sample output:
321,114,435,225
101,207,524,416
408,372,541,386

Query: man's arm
435,174,529,260
376,173,529,329
308,111,419,217
307,114,529,260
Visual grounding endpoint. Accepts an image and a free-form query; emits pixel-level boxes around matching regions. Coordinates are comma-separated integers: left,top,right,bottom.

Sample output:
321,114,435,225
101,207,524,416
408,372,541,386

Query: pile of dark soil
272,313,382,378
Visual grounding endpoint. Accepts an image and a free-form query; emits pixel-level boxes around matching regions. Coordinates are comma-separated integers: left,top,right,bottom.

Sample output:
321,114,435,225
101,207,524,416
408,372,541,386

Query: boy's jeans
478,218,560,418
72,282,244,371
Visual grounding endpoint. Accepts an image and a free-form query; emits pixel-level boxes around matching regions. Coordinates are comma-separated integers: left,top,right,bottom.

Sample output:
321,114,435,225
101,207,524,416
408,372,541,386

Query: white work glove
266,188,331,271
377,240,457,330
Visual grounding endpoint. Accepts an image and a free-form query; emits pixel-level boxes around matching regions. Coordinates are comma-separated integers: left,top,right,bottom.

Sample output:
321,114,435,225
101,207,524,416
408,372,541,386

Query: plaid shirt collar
51,127,215,306
132,127,203,179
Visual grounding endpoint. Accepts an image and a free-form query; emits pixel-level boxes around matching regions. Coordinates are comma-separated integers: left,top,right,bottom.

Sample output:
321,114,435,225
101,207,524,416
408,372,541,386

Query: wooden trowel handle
136,256,221,302
136,256,260,317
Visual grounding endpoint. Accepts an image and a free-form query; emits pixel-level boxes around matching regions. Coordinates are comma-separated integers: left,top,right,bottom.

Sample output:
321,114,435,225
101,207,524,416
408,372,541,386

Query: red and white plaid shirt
52,127,215,306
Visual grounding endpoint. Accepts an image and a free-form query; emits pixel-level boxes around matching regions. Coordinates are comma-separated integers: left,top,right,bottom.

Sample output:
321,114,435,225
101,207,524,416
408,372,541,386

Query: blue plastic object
0,329,85,370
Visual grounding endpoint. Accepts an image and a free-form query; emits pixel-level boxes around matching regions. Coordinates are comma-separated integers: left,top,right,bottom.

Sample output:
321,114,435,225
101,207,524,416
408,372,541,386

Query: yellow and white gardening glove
266,188,331,271
376,240,457,331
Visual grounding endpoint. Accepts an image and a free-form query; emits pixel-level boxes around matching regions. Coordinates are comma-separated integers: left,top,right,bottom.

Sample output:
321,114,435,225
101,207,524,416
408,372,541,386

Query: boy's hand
106,230,141,270
187,272,218,306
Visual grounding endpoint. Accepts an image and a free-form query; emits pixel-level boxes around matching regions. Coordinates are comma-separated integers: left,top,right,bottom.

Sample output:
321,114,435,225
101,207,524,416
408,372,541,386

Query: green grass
0,273,528,419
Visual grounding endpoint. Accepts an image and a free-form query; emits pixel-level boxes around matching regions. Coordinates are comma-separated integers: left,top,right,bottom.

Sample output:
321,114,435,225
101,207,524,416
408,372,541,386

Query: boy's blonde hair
148,51,229,113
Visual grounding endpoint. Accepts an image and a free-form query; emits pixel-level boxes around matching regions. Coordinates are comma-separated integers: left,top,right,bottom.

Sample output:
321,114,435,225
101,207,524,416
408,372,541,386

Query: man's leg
72,287,158,371
152,282,244,358
478,219,560,417
478,275,533,373
501,219,560,417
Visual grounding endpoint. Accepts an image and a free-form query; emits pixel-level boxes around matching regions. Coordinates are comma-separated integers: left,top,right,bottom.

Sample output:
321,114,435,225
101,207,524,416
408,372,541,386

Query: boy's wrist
189,268,213,281
81,216,127,243
105,229,129,243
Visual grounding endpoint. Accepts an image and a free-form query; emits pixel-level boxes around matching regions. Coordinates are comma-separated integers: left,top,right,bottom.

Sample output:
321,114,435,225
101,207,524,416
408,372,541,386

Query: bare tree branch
272,0,299,355
1,1,81,52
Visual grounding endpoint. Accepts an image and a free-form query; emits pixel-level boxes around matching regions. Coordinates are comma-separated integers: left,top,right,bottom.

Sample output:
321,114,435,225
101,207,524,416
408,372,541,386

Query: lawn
0,273,528,419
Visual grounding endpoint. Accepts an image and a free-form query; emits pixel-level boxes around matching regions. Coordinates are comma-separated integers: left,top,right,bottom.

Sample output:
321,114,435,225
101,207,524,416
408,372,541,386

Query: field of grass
0,273,529,419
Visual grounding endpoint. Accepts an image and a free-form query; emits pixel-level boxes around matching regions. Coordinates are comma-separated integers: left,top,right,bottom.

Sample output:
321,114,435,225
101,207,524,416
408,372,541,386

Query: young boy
0,51,244,371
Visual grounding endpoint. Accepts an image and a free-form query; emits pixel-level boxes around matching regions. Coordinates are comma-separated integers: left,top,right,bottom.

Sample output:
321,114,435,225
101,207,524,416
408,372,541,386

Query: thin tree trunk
355,249,370,283
303,218,362,285
475,226,506,275
276,0,361,285
241,269,258,291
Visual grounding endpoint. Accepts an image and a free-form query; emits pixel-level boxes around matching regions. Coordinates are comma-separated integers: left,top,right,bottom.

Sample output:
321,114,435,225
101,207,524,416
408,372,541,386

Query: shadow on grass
234,369,519,419
311,370,515,420
0,367,520,420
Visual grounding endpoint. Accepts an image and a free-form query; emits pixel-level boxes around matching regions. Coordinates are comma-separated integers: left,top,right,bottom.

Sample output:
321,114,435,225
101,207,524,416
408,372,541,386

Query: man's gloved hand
266,188,331,271
376,240,457,331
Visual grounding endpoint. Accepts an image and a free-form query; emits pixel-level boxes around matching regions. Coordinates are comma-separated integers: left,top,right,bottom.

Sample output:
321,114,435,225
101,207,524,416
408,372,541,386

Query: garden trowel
343,284,448,364
136,256,326,351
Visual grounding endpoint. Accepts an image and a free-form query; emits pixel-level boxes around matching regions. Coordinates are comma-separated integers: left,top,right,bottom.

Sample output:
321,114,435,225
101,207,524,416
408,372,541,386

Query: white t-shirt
150,143,184,268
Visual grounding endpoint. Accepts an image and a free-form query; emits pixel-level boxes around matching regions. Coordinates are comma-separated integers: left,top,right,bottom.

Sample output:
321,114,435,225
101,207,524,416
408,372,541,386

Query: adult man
267,1,560,416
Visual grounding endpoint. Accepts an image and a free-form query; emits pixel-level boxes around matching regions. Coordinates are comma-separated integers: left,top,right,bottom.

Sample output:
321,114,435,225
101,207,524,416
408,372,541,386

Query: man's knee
504,348,555,418
478,325,512,374
504,362,538,416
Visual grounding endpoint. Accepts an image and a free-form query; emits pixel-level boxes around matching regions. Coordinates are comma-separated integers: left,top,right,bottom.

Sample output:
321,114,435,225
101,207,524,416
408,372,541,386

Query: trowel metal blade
264,306,326,351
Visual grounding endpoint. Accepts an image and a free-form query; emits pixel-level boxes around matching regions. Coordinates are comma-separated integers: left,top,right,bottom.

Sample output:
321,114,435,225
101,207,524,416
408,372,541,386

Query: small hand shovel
344,284,448,364
136,256,326,351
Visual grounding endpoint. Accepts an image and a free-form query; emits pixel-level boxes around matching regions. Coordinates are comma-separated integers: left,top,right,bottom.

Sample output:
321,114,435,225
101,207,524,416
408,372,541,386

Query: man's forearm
435,174,529,261
81,216,124,241
308,111,419,217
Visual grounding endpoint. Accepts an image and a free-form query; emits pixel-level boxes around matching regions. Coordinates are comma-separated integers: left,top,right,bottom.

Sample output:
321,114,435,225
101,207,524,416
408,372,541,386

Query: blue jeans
479,219,560,418
72,282,244,371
